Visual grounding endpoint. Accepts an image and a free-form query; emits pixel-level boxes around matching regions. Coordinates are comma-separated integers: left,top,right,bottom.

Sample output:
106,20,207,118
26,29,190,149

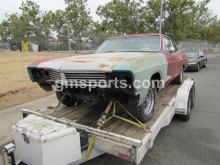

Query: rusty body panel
33,52,168,105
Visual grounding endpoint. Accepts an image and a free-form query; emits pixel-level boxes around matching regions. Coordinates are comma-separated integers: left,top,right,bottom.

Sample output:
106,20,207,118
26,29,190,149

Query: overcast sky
0,0,219,22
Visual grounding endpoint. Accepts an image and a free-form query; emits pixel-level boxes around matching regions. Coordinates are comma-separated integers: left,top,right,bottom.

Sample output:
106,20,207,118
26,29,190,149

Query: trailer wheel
128,81,156,122
56,91,82,107
178,89,192,121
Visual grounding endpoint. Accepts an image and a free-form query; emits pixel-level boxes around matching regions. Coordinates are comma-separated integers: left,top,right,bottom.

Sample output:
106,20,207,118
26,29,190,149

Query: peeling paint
68,59,93,63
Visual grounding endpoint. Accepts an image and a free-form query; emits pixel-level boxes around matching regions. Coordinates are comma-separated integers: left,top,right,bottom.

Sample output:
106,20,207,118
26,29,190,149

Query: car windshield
96,35,160,52
184,52,199,58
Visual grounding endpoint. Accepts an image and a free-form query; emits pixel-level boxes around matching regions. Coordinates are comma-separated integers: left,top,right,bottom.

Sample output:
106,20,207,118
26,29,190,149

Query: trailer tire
128,81,156,123
56,91,82,107
178,88,192,121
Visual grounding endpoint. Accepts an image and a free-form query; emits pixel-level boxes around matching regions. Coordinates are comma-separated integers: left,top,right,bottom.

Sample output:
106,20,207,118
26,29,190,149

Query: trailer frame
5,78,195,165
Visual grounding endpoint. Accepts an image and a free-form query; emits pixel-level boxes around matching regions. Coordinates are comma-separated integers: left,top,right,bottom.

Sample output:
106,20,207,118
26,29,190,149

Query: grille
65,73,108,85
48,70,61,81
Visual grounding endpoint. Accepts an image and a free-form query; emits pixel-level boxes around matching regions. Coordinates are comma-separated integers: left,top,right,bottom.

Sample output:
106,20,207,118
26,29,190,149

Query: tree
0,0,52,50
48,0,92,52
19,0,52,44
96,0,147,34
96,0,220,42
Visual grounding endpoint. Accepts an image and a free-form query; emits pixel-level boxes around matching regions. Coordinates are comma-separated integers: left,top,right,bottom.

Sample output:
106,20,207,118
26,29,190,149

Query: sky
0,0,219,22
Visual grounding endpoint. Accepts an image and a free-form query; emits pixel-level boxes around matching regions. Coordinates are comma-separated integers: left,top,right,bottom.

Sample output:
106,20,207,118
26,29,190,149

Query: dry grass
0,51,87,110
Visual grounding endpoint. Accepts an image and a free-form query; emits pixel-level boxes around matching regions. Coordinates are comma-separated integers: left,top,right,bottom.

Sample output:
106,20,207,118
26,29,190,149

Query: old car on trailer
27,33,188,122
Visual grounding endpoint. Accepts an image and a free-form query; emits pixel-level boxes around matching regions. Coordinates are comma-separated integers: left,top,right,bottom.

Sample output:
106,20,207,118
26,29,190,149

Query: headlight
108,72,133,88
188,62,197,65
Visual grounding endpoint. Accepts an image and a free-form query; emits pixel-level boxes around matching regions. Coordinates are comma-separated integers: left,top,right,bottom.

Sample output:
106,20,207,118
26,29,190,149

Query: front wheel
196,63,200,72
203,61,207,68
128,82,156,122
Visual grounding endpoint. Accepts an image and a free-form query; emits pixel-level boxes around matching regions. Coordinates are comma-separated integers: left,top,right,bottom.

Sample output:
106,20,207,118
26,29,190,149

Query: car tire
178,85,193,121
128,81,156,122
203,61,207,68
173,67,184,84
56,91,82,107
196,63,200,72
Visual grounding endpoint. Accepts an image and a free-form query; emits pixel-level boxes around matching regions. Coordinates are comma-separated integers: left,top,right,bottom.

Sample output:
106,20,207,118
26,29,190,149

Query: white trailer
2,78,195,165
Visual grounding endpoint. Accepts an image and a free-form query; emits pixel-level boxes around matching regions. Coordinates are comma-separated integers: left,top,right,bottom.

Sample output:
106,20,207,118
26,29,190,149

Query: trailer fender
175,77,195,115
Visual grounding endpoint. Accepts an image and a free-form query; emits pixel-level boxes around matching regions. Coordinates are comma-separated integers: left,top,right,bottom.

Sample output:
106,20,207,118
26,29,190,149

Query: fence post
67,26,72,56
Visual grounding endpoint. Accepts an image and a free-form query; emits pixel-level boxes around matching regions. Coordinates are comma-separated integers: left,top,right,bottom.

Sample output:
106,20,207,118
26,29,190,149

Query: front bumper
186,63,198,70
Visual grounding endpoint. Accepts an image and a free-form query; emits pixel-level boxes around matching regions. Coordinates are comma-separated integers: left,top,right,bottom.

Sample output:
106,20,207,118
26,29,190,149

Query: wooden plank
54,101,98,117
57,101,102,120
103,111,128,132
76,102,109,125
121,123,140,138
112,120,134,135
100,107,127,130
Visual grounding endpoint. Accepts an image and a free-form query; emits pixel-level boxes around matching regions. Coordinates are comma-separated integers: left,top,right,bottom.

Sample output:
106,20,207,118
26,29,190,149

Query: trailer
2,78,195,165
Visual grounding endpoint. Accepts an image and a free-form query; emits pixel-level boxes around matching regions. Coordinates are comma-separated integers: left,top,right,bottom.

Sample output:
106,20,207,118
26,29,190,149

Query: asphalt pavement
0,55,220,165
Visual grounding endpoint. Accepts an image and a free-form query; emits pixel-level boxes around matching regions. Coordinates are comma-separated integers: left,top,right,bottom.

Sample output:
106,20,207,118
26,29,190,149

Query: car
183,50,207,72
27,33,188,122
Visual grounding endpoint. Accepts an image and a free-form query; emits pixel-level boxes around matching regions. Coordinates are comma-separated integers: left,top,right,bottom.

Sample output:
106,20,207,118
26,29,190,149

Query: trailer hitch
2,143,16,165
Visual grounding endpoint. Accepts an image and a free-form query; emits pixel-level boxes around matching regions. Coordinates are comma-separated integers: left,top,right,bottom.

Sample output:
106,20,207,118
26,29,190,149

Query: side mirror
170,47,175,53
199,55,204,58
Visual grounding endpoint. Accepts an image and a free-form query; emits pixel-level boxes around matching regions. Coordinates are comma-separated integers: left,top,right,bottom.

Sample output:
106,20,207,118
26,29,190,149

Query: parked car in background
27,33,188,122
183,50,207,72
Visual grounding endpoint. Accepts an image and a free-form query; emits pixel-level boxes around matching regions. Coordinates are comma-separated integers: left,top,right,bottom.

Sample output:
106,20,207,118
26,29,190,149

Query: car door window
163,37,172,53
171,40,178,53
199,51,204,58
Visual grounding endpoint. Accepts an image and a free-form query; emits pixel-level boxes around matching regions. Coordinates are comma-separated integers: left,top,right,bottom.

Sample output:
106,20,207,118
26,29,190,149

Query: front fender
113,53,168,106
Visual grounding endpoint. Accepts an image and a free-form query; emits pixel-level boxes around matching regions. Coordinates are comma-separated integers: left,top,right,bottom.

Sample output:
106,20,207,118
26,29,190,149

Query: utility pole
67,25,72,56
159,0,164,34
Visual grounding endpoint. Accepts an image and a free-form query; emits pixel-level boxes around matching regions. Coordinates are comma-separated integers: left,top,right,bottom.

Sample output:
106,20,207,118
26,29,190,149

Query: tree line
0,0,220,51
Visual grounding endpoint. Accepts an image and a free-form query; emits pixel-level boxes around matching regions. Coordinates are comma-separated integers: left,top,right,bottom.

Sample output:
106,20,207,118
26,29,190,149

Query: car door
170,39,182,72
163,37,179,84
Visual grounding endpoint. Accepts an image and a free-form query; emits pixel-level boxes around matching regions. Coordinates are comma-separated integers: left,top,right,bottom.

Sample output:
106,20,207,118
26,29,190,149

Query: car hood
36,52,163,72
188,58,198,63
